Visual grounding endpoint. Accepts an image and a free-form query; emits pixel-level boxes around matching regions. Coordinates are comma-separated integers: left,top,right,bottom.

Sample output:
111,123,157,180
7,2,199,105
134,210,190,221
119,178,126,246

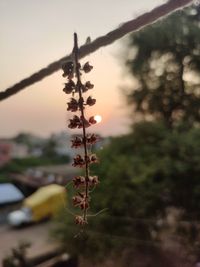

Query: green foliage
14,133,33,146
42,138,57,158
54,121,200,260
2,241,31,267
92,122,200,218
0,174,10,183
125,7,200,128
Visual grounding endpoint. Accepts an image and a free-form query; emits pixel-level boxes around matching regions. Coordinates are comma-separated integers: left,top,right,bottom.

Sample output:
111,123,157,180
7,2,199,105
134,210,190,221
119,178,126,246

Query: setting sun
94,115,102,124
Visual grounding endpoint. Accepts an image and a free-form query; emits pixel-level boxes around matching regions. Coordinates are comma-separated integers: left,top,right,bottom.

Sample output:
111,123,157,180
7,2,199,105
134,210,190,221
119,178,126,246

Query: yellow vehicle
8,184,66,227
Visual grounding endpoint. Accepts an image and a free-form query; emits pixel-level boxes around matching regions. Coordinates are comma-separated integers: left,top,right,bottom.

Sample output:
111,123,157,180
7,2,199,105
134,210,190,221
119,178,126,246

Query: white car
8,207,32,227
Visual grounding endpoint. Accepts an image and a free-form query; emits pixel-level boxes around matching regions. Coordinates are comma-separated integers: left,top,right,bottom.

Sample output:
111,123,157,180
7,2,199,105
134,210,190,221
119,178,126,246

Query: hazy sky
0,0,164,138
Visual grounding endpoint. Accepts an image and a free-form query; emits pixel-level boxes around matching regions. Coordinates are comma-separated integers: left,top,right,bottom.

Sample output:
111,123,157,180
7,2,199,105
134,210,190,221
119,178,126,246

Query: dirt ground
0,221,59,266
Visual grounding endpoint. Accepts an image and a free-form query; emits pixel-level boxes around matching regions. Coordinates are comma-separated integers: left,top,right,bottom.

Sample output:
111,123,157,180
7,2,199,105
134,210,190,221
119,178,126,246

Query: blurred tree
43,138,57,158
54,122,200,263
125,6,200,128
2,241,31,267
14,133,30,144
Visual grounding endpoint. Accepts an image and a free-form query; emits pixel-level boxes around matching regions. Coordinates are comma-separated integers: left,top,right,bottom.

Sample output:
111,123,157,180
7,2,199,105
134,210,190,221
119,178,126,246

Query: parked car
7,184,66,227
0,183,24,205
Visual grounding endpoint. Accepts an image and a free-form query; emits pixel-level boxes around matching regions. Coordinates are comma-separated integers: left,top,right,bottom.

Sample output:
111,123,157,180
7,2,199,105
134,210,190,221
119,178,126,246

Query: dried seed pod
89,116,97,124
86,96,96,106
90,154,98,164
86,134,99,145
89,176,99,186
73,195,83,207
63,80,76,94
82,62,93,73
62,61,74,78
79,116,90,128
68,115,81,129
67,98,79,112
85,81,94,90
75,215,87,225
72,154,86,168
73,176,86,188
71,136,83,148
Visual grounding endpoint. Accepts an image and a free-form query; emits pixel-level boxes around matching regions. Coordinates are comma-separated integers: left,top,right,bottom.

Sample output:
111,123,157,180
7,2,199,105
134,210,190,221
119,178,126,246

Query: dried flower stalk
62,33,99,225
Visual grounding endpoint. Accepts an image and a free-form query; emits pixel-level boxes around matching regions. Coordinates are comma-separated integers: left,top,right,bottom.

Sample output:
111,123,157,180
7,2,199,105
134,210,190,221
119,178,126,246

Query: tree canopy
125,6,200,128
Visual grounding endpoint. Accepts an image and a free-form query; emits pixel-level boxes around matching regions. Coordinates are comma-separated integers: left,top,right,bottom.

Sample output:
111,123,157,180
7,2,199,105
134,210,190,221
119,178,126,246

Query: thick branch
0,0,193,102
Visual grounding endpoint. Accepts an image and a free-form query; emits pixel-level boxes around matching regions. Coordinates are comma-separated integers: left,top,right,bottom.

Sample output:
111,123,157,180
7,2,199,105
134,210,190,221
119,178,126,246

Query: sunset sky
0,0,164,138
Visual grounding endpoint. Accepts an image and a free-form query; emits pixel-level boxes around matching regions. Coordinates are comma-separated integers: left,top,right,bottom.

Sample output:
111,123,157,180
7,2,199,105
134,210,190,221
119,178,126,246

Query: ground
0,221,59,266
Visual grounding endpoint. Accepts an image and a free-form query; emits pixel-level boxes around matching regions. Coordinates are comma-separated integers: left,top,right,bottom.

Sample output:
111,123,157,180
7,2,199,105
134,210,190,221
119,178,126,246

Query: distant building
52,131,75,157
0,142,12,167
11,142,29,159
0,140,29,166
14,132,45,157
30,147,43,157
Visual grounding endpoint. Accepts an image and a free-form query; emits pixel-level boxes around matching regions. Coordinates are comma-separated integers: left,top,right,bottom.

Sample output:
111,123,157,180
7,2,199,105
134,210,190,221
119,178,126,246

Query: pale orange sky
0,0,164,138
